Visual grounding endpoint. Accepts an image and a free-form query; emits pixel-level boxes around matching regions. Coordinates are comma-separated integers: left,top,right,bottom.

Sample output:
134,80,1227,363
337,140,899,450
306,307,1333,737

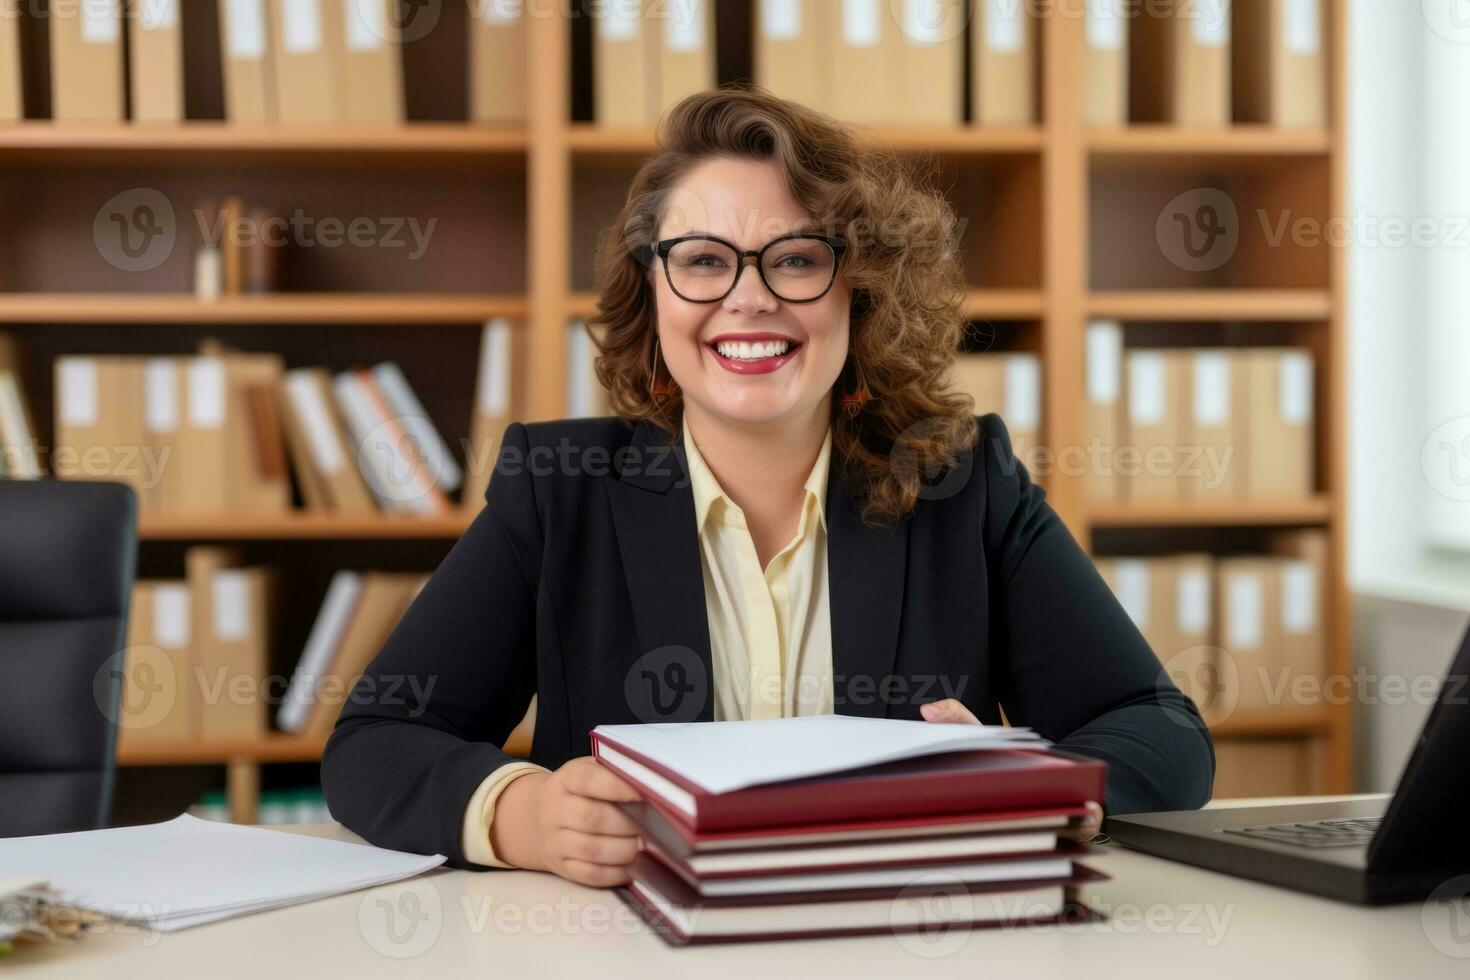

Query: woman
322,87,1213,885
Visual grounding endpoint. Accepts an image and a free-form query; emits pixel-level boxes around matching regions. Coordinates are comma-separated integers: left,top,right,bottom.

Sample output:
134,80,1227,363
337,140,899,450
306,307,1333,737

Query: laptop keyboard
1224,816,1383,849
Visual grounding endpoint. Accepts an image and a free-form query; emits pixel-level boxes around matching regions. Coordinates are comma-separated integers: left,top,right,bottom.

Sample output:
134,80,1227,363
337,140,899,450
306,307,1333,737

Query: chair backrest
0,480,136,837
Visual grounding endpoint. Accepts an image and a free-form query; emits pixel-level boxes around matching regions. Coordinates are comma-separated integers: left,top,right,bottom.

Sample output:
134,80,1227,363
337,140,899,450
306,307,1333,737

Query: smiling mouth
709,338,802,361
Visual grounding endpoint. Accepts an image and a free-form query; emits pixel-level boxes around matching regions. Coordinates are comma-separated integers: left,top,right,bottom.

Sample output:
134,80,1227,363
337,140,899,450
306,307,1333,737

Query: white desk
9,796,1469,978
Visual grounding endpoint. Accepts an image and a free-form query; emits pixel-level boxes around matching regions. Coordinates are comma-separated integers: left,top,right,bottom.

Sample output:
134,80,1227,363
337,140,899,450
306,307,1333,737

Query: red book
592,729,1106,834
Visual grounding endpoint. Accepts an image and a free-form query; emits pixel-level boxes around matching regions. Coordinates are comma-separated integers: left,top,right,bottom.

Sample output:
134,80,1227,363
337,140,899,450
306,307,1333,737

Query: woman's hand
919,698,1104,842
489,757,644,887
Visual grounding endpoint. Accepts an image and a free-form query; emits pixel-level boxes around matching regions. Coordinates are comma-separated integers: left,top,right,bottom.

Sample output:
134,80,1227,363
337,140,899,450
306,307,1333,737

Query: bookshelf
1,0,1352,819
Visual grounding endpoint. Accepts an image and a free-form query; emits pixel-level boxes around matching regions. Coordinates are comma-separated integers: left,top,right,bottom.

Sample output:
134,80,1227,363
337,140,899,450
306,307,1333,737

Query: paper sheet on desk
593,714,1047,795
0,814,444,932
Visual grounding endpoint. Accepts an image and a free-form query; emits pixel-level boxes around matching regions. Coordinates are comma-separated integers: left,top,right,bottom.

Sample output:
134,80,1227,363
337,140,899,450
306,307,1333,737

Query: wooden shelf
0,293,528,325
138,513,474,541
962,289,1044,320
1088,497,1333,528
0,122,527,164
1087,289,1332,321
567,123,1044,158
1088,126,1331,159
116,733,327,767
1208,711,1334,739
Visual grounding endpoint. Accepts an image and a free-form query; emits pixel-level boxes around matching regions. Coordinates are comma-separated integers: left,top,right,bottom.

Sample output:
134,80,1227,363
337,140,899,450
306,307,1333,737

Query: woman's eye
774,254,813,268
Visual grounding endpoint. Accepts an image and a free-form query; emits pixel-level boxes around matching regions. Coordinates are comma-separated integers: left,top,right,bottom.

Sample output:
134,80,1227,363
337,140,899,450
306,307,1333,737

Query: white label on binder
1190,0,1231,47
843,0,880,47
904,0,942,45
1004,355,1041,431
599,0,639,40
153,584,191,649
1285,0,1320,55
345,0,385,49
1086,0,1124,51
283,0,323,53
1128,352,1166,424
59,359,99,428
761,0,801,40
1086,321,1122,405
985,0,1023,53
479,319,512,416
666,0,705,52
188,359,226,430
1281,561,1317,634
1226,574,1264,650
1279,351,1313,424
480,0,522,23
285,373,345,476
144,359,180,434
1115,560,1150,630
212,571,250,642
1177,567,1211,635
140,0,180,32
1192,352,1230,426
81,0,120,43
226,0,268,59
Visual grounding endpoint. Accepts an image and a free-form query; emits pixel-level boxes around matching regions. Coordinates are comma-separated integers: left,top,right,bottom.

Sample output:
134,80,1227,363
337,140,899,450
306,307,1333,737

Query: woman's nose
722,256,779,315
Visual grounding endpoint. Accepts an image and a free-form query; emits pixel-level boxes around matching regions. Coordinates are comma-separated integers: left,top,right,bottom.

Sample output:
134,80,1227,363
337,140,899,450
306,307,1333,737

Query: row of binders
949,350,1043,470
1094,529,1328,721
592,716,1105,945
1088,0,1328,127
119,551,428,746
0,0,525,124
1085,325,1316,502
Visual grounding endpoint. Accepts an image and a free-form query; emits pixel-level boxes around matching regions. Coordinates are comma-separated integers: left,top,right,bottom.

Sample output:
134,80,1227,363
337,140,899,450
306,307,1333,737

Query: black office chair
0,480,137,837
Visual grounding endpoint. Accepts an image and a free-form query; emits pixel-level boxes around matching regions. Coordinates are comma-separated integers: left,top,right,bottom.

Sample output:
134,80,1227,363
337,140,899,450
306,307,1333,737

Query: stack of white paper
0,815,444,932
594,714,1047,795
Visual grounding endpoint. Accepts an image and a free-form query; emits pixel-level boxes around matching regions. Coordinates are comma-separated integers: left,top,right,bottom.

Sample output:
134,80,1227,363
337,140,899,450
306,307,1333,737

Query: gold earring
650,337,678,405
839,358,874,418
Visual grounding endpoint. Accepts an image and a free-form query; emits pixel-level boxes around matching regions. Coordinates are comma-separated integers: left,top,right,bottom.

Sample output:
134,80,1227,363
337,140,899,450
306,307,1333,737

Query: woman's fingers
562,795,644,837
562,757,643,803
557,858,633,889
919,698,981,725
557,829,641,867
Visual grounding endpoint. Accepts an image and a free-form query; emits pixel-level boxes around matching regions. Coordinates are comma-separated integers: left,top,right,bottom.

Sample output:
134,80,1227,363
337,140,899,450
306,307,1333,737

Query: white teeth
714,339,792,360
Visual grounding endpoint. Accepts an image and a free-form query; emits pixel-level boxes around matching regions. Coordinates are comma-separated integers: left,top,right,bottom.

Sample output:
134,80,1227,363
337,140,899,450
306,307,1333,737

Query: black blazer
322,414,1214,868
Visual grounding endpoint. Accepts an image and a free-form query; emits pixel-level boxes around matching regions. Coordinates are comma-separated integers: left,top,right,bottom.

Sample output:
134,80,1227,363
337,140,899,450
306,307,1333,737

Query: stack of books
592,715,1106,946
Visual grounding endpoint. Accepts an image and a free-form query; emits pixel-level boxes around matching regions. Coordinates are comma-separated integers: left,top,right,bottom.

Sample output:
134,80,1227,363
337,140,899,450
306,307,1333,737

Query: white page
594,714,1043,795
0,815,443,931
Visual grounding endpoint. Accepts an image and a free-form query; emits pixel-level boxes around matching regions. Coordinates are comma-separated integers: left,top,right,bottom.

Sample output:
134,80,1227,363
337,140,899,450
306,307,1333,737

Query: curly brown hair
589,84,978,527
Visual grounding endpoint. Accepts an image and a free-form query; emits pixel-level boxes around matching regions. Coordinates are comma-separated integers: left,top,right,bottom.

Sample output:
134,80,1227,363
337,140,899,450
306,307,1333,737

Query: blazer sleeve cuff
460,761,550,868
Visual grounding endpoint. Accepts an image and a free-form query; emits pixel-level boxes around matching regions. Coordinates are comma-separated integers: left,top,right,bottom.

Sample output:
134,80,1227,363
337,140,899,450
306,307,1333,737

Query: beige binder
128,0,185,122
117,581,198,746
1182,349,1244,499
141,357,186,514
269,0,338,124
972,0,1036,125
220,0,276,123
566,321,610,418
754,0,830,112
657,0,714,117
174,356,231,514
1123,349,1185,501
2,0,25,121
1165,554,1218,715
53,357,147,498
897,0,963,125
1234,0,1325,127
463,318,521,511
189,549,272,739
1085,0,1128,125
49,0,125,121
594,0,654,126
1131,0,1232,126
1216,556,1281,715
340,0,403,124
469,0,526,123
949,353,1042,472
1245,348,1313,498
1213,738,1317,797
1083,321,1123,501
829,0,897,125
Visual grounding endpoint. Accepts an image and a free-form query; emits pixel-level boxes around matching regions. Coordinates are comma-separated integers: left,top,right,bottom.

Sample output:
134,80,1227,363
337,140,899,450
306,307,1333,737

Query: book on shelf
279,367,377,514
1234,0,1326,128
48,0,125,122
342,0,404,125
0,333,40,479
220,0,277,123
1131,0,1232,126
949,352,1042,472
128,0,185,123
973,0,1037,125
1085,0,1128,125
469,0,526,123
332,368,453,515
754,0,829,114
268,0,341,125
463,317,519,510
592,715,1105,945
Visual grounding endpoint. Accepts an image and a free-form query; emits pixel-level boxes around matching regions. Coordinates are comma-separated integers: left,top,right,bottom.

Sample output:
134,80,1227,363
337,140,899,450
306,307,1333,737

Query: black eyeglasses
638,232,848,304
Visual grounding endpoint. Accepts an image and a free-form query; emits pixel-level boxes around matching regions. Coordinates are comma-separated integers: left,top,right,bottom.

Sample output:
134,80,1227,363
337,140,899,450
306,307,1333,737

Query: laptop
1104,619,1470,904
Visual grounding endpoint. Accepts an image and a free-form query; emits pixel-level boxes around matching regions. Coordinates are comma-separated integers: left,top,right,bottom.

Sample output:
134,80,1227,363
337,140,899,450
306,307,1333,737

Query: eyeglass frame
637,232,849,305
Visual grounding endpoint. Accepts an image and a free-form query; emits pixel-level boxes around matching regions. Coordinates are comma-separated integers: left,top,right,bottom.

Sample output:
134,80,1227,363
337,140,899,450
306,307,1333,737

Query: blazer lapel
605,420,715,722
827,460,909,719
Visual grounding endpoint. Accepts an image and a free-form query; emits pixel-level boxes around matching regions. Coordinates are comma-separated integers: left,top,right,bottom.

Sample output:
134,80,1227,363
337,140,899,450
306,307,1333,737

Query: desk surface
9,795,1470,978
